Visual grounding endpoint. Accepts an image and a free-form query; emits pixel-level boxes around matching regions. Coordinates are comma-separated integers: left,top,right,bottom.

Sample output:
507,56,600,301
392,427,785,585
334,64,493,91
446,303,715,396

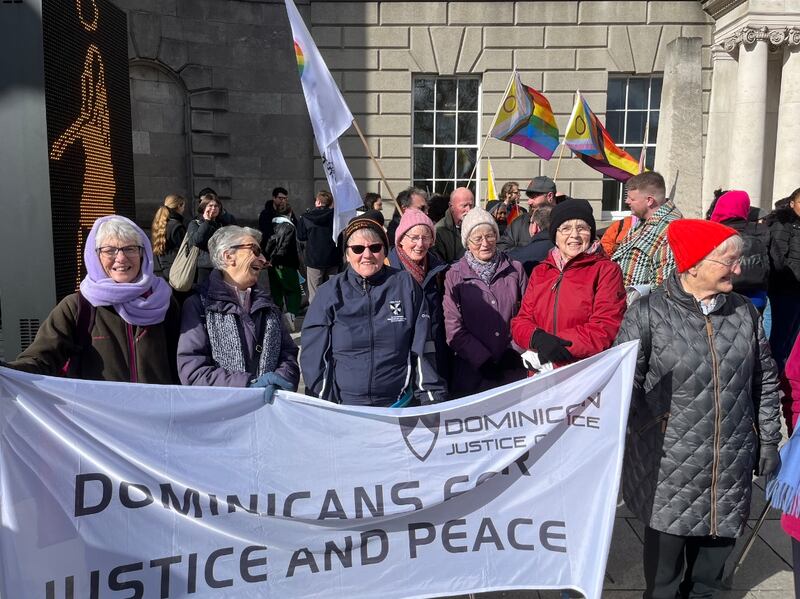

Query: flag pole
467,69,517,188
638,119,650,174
351,117,399,213
552,142,567,184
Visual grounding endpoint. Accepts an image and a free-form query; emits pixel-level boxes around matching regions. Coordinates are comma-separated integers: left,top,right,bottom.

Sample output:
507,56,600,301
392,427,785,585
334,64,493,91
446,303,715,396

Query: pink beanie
711,190,750,223
395,208,436,246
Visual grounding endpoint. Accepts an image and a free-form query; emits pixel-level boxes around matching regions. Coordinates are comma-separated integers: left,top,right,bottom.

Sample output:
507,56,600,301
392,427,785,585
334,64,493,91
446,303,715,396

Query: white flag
285,0,363,238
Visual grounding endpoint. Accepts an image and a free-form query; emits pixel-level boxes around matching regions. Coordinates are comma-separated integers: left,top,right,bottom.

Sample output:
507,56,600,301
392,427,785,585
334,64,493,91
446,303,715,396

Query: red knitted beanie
667,219,738,272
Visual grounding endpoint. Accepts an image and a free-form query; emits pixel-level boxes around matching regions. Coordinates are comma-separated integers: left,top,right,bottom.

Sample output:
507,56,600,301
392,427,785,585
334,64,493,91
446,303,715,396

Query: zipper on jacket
127,323,138,383
705,316,721,537
362,277,374,402
551,271,565,335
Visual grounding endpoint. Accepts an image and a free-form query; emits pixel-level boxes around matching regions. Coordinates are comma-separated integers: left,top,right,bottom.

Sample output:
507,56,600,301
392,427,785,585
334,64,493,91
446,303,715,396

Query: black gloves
758,444,781,477
530,329,573,364
498,348,522,370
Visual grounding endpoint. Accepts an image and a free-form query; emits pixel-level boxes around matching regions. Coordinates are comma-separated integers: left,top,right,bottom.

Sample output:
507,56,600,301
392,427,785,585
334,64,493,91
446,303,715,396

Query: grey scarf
204,305,282,378
465,251,500,286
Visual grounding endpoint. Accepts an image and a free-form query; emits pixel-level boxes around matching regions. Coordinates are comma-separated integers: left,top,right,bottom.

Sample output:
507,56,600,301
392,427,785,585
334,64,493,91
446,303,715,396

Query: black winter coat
265,217,300,269
153,210,186,278
296,207,342,269
506,229,554,276
768,208,800,294
496,211,533,252
615,273,781,538
718,217,771,293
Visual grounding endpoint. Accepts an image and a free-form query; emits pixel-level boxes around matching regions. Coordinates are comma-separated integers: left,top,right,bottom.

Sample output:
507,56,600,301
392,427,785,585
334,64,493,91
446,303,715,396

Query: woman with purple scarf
10,216,180,383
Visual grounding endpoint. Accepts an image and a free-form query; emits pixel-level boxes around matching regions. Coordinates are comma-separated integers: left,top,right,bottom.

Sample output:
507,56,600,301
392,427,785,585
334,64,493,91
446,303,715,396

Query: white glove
521,350,554,373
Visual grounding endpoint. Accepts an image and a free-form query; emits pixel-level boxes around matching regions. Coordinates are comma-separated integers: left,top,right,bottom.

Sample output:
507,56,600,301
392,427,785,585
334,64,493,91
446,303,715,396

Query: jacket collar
344,264,390,292
664,271,728,315
388,248,447,287
200,270,277,315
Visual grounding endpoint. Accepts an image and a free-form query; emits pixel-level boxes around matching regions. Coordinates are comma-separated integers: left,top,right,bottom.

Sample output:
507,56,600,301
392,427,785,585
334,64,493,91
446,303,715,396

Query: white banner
0,342,637,599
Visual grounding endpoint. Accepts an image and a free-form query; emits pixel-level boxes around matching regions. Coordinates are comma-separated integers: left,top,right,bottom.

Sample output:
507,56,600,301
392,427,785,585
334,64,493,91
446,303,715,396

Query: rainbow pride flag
490,72,559,160
564,91,639,182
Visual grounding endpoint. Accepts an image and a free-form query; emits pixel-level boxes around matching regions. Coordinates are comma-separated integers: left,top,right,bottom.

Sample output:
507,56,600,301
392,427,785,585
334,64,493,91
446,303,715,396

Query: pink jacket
781,335,800,539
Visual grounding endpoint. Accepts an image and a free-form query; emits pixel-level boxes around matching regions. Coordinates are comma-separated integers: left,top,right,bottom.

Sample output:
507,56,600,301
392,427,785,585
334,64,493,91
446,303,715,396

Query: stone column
727,27,770,207
772,28,800,203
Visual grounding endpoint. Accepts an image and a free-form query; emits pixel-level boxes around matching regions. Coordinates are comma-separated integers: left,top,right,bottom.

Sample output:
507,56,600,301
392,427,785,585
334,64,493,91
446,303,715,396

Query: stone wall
310,1,714,213
116,0,314,225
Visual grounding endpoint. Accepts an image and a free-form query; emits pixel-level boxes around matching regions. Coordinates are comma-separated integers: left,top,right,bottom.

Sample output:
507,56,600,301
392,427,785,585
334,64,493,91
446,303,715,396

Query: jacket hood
302,207,334,226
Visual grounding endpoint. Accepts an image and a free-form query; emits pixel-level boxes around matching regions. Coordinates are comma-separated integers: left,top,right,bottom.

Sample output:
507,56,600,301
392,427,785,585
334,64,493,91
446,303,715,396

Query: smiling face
691,245,743,297
466,224,497,262
346,229,385,278
222,235,267,290
399,224,433,263
97,236,142,283
554,219,592,261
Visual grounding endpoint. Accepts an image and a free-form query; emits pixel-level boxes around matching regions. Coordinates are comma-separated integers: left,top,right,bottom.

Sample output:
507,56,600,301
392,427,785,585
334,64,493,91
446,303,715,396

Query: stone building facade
116,0,797,224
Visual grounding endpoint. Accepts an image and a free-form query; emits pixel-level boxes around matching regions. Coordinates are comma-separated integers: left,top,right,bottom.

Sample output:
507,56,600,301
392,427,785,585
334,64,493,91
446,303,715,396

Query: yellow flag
486,157,498,205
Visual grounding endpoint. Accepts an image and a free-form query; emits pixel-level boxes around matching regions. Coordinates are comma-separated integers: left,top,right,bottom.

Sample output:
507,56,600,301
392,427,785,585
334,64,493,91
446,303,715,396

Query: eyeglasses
97,246,142,258
230,243,263,257
705,257,742,268
348,243,384,255
556,225,591,236
467,233,497,245
404,234,433,245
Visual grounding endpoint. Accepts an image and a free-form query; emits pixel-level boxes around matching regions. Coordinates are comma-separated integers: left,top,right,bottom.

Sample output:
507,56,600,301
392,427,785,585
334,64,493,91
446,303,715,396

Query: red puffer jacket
511,248,627,363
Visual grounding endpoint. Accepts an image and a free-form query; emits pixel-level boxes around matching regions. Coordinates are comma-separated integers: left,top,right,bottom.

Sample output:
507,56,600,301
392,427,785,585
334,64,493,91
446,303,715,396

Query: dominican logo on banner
0,343,638,599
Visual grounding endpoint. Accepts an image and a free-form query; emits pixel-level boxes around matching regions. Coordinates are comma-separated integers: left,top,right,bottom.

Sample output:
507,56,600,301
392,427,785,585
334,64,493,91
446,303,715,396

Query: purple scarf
79,215,172,326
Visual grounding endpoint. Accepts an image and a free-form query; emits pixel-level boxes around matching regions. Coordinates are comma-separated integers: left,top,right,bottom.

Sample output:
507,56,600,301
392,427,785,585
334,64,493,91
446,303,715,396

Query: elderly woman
186,195,223,284
511,199,626,370
301,215,447,407
177,226,299,401
10,215,179,383
443,207,528,398
388,208,451,378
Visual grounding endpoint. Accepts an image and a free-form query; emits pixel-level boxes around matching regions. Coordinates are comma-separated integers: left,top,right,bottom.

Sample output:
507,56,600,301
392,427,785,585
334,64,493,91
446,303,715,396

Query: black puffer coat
615,272,781,538
768,207,800,293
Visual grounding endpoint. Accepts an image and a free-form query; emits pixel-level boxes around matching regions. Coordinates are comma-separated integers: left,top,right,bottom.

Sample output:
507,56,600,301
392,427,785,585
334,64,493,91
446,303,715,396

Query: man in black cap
498,176,557,251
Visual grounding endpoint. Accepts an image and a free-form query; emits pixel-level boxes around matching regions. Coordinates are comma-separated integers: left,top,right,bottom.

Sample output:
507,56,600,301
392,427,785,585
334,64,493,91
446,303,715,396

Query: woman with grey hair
177,225,299,401
10,215,180,383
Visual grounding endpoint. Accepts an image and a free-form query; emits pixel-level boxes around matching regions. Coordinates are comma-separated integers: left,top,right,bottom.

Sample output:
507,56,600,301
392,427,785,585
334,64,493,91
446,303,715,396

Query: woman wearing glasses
443,206,528,398
10,215,180,383
177,226,299,401
301,214,447,407
511,199,626,372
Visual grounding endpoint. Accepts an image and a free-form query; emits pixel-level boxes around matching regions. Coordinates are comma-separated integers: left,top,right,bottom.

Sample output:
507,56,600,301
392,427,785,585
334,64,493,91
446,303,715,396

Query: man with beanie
434,187,475,263
498,176,557,252
615,219,781,598
612,171,682,295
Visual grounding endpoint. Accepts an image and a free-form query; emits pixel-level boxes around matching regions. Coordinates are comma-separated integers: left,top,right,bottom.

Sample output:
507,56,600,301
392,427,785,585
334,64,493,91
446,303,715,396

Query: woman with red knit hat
615,219,781,598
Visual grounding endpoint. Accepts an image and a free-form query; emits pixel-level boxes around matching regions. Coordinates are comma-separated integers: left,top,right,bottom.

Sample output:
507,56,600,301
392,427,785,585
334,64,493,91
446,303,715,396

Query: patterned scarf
396,246,427,285
611,200,682,289
465,251,500,285
204,303,282,378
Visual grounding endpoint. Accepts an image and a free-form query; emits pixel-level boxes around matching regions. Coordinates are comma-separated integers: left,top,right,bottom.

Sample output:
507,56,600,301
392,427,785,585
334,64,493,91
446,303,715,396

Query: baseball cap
525,176,557,197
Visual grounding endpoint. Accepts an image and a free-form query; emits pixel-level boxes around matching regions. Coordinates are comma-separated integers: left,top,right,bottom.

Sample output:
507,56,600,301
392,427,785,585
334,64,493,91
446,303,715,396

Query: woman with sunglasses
177,226,299,402
511,199,626,372
301,215,447,407
9,216,180,383
443,206,528,398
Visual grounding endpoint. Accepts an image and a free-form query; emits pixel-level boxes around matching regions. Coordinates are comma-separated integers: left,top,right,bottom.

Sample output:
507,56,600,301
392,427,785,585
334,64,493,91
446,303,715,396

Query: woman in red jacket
511,199,626,369
778,335,800,597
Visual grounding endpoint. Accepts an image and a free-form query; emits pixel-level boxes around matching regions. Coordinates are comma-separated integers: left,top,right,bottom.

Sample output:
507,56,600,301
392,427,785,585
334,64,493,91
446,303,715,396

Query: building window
412,77,480,196
601,75,662,214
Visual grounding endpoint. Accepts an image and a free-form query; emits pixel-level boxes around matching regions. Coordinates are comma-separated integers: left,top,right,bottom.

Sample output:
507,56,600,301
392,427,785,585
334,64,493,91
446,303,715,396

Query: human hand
249,372,295,403
530,329,573,364
758,444,781,477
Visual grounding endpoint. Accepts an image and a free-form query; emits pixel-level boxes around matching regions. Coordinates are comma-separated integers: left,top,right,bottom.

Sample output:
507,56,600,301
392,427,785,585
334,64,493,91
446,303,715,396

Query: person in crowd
151,194,186,281
498,176,556,251
615,219,781,598
363,192,382,213
600,214,637,257
435,186,475,263
511,199,625,371
506,205,554,276
499,181,524,224
427,192,450,224
258,187,296,245
612,171,683,295
186,195,223,284
387,187,428,247
388,208,451,379
10,215,179,383
709,190,771,313
767,187,800,370
296,190,341,303
199,187,235,226
443,206,527,398
265,207,302,332
177,226,299,401
486,200,508,236
301,214,447,407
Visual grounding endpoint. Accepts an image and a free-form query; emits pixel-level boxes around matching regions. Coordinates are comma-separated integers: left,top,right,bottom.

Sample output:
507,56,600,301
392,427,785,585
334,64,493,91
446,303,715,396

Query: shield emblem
399,413,441,462
389,301,403,316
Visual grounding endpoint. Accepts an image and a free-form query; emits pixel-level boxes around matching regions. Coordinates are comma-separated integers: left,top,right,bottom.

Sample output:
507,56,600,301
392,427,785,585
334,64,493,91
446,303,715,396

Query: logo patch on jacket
387,300,406,323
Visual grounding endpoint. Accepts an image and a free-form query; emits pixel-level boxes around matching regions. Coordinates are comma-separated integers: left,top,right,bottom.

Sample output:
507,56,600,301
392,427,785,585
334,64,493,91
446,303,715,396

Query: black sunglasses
348,243,384,255
230,243,262,257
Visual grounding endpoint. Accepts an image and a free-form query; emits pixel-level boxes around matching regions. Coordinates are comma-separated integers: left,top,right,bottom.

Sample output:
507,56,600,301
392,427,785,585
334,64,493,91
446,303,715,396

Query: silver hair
95,216,143,247
706,234,743,259
208,225,262,270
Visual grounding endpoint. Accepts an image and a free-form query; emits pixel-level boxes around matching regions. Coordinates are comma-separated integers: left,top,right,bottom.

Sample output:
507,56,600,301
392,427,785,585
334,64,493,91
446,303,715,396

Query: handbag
168,232,199,291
